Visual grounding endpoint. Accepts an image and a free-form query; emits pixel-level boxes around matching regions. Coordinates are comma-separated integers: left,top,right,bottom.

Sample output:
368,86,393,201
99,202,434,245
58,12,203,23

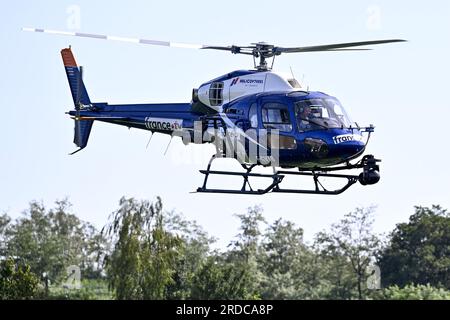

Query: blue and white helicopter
24,28,405,195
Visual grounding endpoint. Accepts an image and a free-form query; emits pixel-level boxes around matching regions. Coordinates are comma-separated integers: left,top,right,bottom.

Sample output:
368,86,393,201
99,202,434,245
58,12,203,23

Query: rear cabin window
209,82,224,106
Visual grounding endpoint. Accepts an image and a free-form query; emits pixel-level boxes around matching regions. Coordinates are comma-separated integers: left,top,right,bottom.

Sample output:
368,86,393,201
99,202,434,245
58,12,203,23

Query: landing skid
196,155,380,195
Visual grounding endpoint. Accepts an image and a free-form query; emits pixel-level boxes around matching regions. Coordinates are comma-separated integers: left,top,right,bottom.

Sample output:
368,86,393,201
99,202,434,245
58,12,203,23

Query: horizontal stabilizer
70,116,129,121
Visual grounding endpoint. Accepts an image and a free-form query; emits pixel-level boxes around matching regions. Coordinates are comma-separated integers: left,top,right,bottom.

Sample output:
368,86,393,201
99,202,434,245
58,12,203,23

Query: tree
191,206,265,300
370,284,450,300
0,213,11,257
227,205,266,299
5,199,107,284
315,207,381,299
258,219,312,299
103,197,183,299
164,211,214,299
313,237,358,299
191,253,258,299
378,205,450,289
0,258,40,299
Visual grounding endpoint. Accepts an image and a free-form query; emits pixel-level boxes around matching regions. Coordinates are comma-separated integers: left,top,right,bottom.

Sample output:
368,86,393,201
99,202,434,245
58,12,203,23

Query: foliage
258,219,312,299
190,206,266,300
47,279,112,300
227,206,266,299
5,199,108,283
164,211,214,299
0,258,40,299
0,213,11,256
314,207,381,299
370,284,450,300
378,205,450,289
191,253,259,300
103,197,183,299
2,198,449,300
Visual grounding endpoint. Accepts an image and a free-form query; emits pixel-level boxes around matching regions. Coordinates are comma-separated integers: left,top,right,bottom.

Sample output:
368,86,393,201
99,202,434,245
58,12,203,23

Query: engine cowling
196,71,301,111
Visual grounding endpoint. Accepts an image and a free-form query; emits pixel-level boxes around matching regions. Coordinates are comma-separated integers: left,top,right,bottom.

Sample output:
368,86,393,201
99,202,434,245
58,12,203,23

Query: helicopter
23,27,406,195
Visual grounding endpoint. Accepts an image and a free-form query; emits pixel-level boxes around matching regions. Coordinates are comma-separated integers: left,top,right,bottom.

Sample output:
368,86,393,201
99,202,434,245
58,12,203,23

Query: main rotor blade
201,45,258,56
201,46,234,51
22,27,206,49
274,39,406,54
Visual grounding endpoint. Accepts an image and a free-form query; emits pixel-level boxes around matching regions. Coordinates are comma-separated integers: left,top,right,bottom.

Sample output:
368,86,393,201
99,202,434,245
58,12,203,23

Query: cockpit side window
261,103,292,132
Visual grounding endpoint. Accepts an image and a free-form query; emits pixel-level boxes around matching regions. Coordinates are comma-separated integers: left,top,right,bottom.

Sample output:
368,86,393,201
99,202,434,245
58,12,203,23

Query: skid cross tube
195,154,379,195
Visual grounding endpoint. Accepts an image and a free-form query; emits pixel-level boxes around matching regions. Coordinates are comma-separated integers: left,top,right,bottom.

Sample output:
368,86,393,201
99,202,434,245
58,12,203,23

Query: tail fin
61,48,91,105
71,119,94,154
61,48,93,154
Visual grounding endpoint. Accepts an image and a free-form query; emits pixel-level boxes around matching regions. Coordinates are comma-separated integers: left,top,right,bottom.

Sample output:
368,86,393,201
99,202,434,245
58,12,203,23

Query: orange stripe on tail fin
61,48,77,67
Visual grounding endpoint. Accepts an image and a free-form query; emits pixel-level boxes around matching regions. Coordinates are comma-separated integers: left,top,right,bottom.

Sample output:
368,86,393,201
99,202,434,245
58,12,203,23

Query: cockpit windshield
294,98,353,132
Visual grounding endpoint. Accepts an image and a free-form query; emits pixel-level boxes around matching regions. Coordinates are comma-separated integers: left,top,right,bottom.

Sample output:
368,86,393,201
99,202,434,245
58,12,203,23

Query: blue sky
1,0,449,248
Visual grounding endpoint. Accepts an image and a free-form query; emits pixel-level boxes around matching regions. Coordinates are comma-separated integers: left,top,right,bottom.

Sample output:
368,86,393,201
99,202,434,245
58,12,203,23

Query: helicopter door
260,101,297,152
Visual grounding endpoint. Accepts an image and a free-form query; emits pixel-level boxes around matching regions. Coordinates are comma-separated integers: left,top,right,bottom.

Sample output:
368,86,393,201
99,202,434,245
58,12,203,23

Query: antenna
146,132,153,149
164,136,173,155
289,66,296,79
301,74,309,91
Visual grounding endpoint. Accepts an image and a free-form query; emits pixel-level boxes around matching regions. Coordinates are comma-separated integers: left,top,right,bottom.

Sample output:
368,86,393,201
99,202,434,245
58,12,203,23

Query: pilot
298,105,312,131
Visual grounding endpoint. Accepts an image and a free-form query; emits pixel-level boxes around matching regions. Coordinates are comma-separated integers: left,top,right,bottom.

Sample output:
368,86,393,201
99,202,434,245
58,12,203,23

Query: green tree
315,207,381,299
378,205,450,289
0,213,11,256
191,253,258,299
191,206,265,300
6,199,107,284
370,284,450,300
0,258,40,299
227,206,266,299
258,219,313,299
47,279,112,300
103,197,183,300
164,211,214,299
313,238,358,299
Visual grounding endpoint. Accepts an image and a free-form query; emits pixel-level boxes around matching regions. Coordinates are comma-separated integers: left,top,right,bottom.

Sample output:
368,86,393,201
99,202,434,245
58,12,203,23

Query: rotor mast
253,43,276,70
218,42,277,70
